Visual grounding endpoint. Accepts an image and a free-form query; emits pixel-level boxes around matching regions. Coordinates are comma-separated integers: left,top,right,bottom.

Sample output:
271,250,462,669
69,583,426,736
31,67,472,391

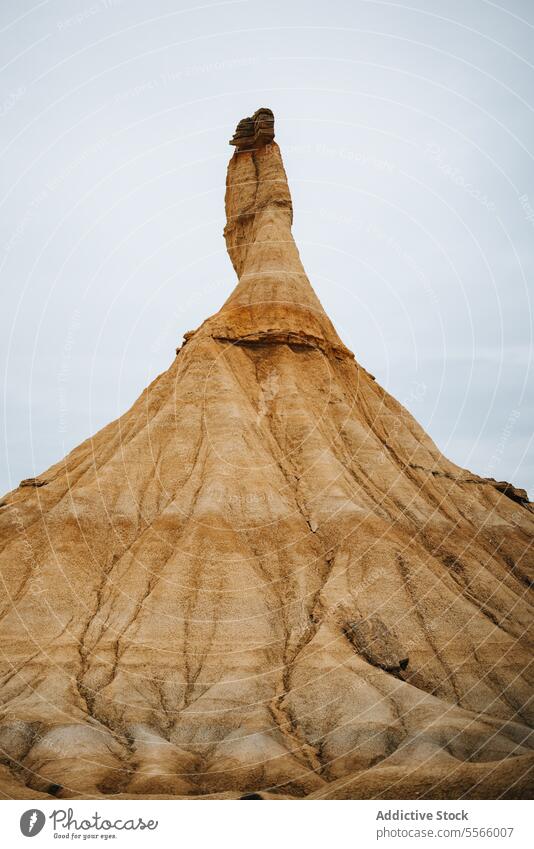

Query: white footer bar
2,798,530,848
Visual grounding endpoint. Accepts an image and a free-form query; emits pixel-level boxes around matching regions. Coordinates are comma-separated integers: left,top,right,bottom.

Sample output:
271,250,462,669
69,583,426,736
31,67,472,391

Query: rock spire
0,110,532,800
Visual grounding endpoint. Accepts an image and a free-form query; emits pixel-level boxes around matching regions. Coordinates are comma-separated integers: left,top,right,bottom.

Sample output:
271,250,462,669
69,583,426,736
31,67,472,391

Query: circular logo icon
20,809,46,837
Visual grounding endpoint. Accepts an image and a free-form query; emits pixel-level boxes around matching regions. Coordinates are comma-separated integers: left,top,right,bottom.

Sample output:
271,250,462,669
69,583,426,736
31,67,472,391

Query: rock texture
0,110,533,800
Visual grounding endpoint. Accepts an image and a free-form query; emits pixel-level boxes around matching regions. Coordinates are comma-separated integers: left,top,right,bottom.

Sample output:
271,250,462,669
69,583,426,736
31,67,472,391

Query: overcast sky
1,0,533,497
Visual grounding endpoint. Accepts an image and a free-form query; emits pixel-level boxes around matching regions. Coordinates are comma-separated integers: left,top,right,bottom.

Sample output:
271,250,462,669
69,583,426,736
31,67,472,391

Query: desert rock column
202,108,352,357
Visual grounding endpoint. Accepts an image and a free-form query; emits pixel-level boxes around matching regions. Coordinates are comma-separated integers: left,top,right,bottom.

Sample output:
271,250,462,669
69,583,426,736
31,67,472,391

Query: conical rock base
0,110,532,800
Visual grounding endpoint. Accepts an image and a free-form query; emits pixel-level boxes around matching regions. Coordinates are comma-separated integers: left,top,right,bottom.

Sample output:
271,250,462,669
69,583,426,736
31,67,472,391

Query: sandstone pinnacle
0,110,532,800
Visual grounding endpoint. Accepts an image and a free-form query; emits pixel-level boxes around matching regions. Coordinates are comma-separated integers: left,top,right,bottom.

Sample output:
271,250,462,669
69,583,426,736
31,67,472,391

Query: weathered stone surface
0,110,532,800
342,614,409,673
491,480,530,505
229,107,275,150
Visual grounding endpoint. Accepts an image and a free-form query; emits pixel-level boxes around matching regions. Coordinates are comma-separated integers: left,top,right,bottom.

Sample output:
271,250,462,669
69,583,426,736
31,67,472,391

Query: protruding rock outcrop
0,110,532,800
342,614,409,674
229,107,275,150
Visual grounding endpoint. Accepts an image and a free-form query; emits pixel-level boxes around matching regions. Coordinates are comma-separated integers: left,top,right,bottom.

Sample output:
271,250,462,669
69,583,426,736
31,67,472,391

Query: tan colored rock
0,110,532,800
340,613,409,674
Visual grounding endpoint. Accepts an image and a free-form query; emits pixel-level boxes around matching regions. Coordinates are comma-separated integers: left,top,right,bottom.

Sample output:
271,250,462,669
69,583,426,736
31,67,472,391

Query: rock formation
229,107,275,150
0,110,533,800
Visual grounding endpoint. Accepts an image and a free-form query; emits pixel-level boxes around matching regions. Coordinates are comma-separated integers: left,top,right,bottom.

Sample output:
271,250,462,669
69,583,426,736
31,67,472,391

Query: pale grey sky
1,0,533,496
